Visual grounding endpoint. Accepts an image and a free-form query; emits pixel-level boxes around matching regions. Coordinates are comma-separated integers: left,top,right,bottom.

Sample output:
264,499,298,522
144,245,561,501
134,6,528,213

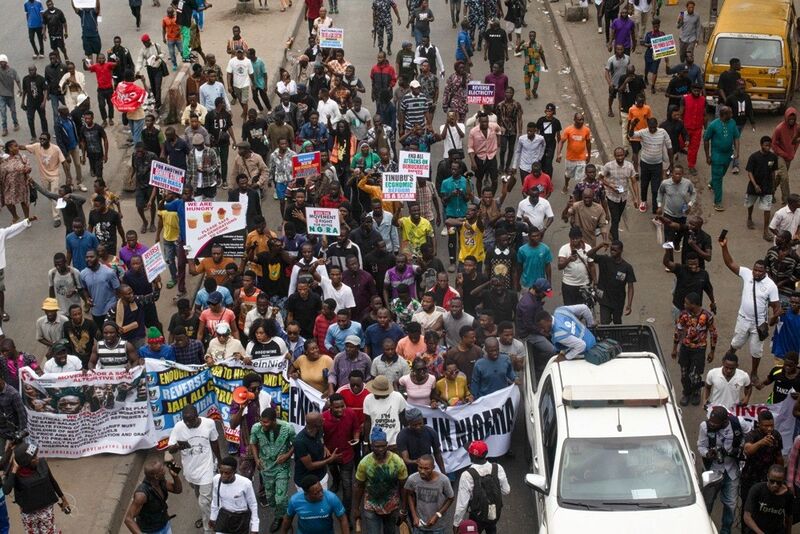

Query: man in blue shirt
364,308,404,357
550,304,596,360
80,248,119,328
440,160,470,270
772,293,800,359
516,228,552,289
24,0,46,59
137,327,176,361
471,337,516,398
65,218,99,271
455,19,473,66
282,474,349,534
164,185,193,297
324,311,365,355
72,1,101,61
194,277,233,311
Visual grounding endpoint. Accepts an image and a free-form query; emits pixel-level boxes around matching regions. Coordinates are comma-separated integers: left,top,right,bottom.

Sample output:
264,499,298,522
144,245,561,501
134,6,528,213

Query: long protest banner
22,361,516,465
415,385,520,472
20,366,156,458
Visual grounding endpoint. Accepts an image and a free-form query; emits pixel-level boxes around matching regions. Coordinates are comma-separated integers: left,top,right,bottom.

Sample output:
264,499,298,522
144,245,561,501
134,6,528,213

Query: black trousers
146,66,164,110
130,4,142,27
678,345,706,396
541,144,555,177
639,161,662,212
600,304,623,325
28,27,44,56
475,156,498,193
607,199,625,241
664,214,686,248
252,86,271,112
499,133,516,171
562,283,583,306
97,87,114,121
25,104,48,138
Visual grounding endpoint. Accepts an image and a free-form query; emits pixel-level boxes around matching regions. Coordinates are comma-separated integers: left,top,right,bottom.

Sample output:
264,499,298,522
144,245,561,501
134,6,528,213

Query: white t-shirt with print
705,367,751,410
226,57,254,88
167,417,219,485
558,243,593,286
363,391,408,445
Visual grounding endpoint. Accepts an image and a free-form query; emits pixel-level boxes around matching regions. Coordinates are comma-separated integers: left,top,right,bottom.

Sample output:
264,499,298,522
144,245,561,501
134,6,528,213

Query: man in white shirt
319,265,356,312
42,340,83,373
768,193,800,241
0,217,34,323
516,187,554,233
439,112,465,158
720,236,781,379
704,352,752,409
363,375,408,446
167,405,222,534
198,70,230,113
557,227,594,305
226,48,254,119
511,122,545,179
210,456,259,534
498,322,526,372
316,86,343,128
453,440,510,529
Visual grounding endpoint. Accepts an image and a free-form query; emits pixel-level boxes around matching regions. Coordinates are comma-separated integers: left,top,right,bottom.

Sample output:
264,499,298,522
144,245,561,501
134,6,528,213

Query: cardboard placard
467,82,496,105
319,28,344,49
381,172,417,201
149,160,185,194
651,34,677,60
398,150,431,178
305,207,340,236
185,201,248,258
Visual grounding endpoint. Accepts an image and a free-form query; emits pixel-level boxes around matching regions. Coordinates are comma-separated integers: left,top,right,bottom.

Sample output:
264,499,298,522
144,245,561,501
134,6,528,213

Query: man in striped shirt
631,117,673,214
399,80,431,136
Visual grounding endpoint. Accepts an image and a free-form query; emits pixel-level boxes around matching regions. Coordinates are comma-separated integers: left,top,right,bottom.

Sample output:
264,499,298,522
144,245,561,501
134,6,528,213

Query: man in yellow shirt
157,191,181,289
398,204,434,258
446,203,486,267
244,216,278,277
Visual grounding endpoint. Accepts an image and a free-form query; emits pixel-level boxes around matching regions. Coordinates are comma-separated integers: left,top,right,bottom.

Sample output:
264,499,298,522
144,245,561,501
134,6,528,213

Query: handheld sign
381,173,417,201
149,160,185,194
305,207,340,236
467,82,496,105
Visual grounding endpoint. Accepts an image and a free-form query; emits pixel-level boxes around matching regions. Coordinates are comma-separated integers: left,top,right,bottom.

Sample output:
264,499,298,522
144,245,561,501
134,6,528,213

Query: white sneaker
78,184,87,192
598,27,603,33
440,227,448,237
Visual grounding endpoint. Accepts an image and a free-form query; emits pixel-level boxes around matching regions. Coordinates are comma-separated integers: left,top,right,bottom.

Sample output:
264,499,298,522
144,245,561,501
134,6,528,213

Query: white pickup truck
522,325,718,534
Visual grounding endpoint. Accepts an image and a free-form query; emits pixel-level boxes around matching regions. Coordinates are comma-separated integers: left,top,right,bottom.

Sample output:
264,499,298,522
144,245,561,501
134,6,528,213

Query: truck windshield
713,37,783,68
558,436,694,509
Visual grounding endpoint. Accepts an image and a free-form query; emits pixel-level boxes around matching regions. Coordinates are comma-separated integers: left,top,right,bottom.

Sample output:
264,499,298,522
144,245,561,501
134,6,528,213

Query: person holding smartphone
166,404,221,533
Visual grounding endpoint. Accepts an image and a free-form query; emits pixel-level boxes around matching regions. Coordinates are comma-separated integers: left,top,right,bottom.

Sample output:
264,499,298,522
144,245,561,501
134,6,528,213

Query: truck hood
547,503,716,534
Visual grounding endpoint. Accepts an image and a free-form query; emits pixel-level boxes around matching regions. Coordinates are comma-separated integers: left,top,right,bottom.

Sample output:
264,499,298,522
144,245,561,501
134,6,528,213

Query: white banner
20,366,156,458
414,385,520,472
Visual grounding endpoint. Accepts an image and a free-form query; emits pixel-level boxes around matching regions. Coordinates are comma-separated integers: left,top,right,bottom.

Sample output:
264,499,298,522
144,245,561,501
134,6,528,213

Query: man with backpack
697,406,748,534
452,440,510,534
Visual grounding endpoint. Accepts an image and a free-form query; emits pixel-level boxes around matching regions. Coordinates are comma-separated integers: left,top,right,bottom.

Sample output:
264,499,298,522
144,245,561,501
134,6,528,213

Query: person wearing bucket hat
453,439,510,531
327,335,372,397
363,375,408,446
6,441,70,532
43,339,83,373
36,297,68,350
138,327,177,361
353,423,408,530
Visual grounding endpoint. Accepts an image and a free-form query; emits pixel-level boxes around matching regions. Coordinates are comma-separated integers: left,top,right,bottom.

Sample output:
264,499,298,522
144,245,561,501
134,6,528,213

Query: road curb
545,0,616,163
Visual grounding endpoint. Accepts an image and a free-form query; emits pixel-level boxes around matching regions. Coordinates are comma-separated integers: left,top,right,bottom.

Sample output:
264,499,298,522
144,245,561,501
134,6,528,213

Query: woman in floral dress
442,61,471,121
0,140,32,222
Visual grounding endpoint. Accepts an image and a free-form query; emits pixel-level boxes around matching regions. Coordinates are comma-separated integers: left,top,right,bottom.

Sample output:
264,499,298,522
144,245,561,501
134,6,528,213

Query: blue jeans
49,93,64,119
193,0,205,29
166,39,181,67
703,471,738,534
0,489,9,534
162,240,178,280
131,118,144,144
143,523,172,534
0,96,18,130
362,509,397,534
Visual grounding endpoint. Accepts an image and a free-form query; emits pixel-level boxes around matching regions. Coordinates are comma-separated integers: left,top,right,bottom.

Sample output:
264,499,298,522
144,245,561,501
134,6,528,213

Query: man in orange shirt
190,243,237,285
626,93,652,173
555,112,592,194
161,6,182,72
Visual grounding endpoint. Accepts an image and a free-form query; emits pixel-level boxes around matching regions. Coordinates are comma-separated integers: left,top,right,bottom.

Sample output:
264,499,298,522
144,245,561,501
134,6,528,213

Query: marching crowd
0,0,796,532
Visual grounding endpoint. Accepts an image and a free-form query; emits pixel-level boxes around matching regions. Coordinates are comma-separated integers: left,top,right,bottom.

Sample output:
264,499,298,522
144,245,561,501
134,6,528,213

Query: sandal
2,312,9,322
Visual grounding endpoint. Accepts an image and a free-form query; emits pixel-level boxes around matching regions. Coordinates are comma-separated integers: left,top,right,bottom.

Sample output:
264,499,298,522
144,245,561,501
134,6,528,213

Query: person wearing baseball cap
399,76,431,136
43,339,83,373
135,33,166,111
205,321,246,364
535,103,561,177
36,298,68,350
453,439,510,531
328,335,372,397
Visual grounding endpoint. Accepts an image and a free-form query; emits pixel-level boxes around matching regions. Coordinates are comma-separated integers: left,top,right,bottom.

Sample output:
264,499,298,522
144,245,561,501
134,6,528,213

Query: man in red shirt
521,161,553,197
313,298,337,355
84,54,117,126
322,393,361,519
680,82,706,176
337,369,369,428
305,0,323,36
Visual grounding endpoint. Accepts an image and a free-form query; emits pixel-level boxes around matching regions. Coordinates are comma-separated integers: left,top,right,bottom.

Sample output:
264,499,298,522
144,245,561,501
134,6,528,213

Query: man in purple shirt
119,229,149,268
516,278,551,339
484,63,509,105
342,255,378,313
608,8,636,55
383,253,420,305
327,335,373,396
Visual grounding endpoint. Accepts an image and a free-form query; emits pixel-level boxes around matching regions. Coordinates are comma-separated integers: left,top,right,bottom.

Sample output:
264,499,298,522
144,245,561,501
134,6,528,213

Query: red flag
111,81,146,113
